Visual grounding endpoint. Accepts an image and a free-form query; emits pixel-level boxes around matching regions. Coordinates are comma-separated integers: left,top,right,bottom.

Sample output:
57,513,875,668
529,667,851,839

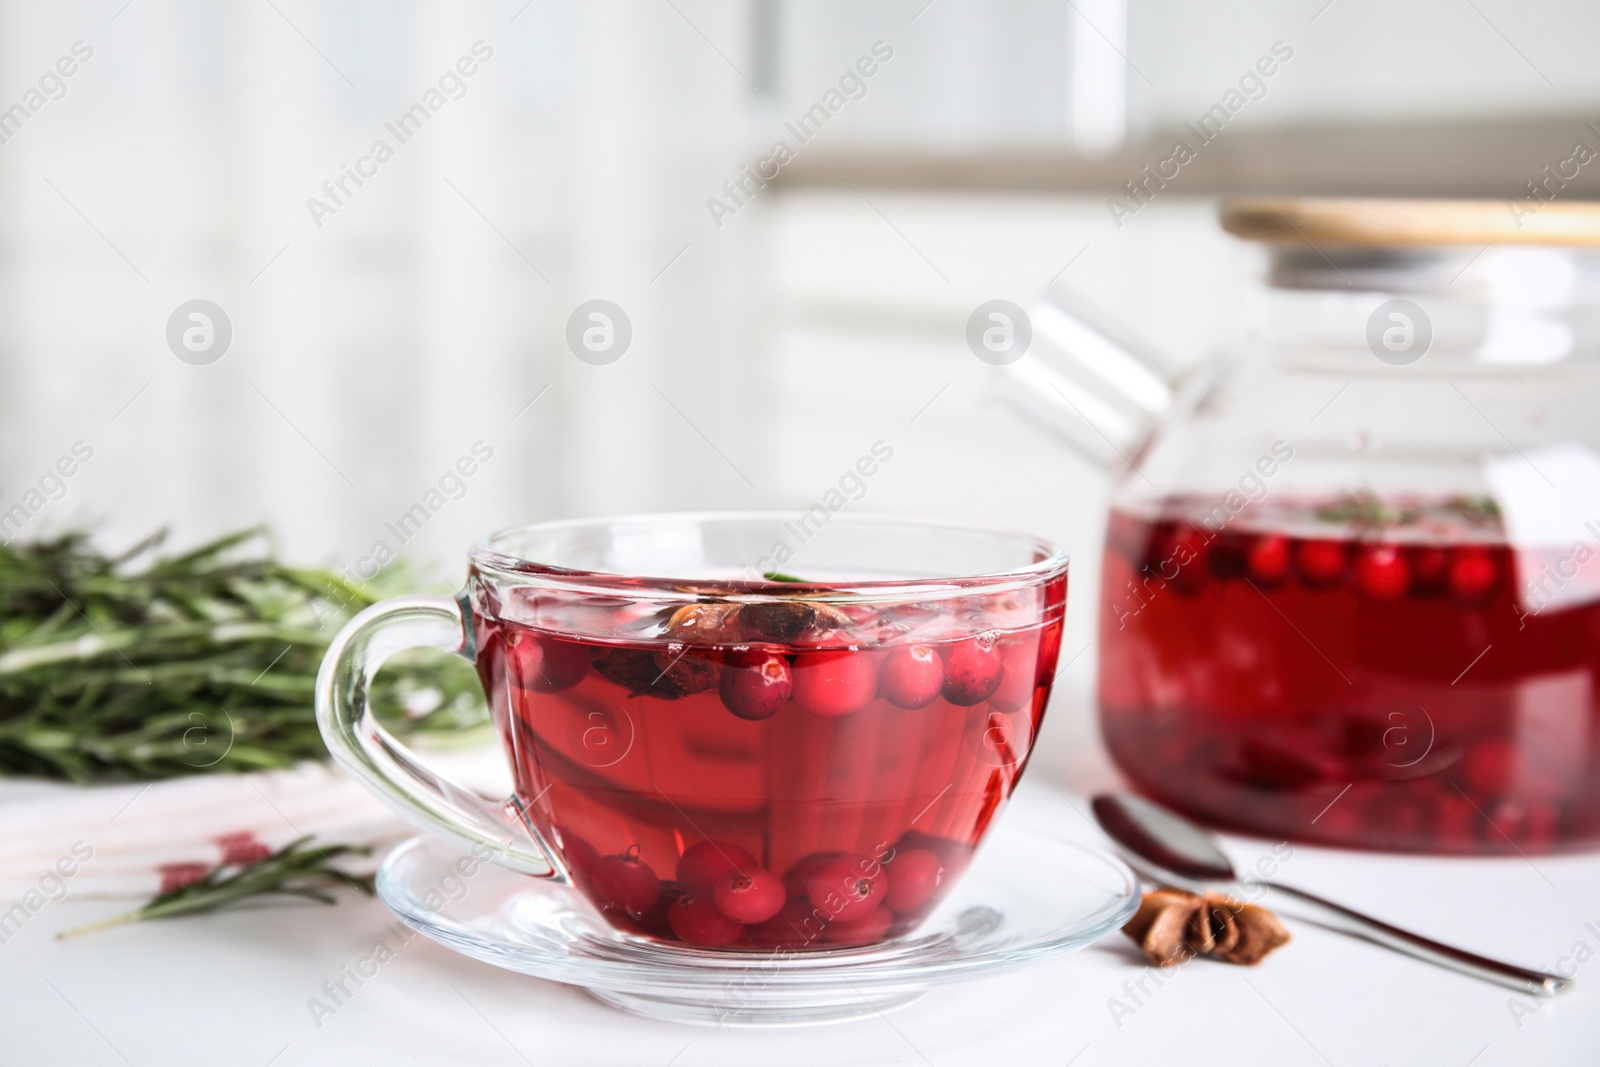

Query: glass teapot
1002,198,1600,855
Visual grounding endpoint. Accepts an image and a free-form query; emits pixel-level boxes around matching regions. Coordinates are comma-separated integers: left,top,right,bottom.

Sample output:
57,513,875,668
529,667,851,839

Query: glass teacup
318,513,1068,950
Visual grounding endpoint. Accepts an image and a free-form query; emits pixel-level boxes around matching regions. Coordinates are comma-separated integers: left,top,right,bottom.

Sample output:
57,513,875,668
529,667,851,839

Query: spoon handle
1260,880,1570,998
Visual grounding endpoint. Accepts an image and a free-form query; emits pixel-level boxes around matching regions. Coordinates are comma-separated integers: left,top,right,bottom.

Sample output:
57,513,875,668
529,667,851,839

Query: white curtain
0,0,769,580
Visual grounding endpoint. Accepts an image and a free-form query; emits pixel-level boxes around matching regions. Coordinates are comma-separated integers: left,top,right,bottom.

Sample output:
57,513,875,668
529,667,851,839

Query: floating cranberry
1449,547,1498,603
879,645,944,709
1355,543,1411,599
1246,535,1292,585
712,867,786,924
719,652,792,720
746,898,823,949
1409,546,1450,596
822,906,892,945
590,846,661,915
1159,526,1210,597
1461,737,1516,794
1297,539,1348,587
792,650,878,717
505,631,589,692
1138,520,1180,573
1206,533,1249,581
783,851,843,899
939,635,1004,706
676,839,756,894
882,849,944,913
805,854,886,922
667,894,745,946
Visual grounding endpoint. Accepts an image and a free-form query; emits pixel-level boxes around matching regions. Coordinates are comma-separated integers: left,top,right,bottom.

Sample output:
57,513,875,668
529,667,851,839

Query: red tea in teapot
1100,493,1600,854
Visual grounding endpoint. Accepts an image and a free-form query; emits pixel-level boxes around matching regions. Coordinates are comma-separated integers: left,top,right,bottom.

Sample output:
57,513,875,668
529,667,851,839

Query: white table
6,684,1598,1066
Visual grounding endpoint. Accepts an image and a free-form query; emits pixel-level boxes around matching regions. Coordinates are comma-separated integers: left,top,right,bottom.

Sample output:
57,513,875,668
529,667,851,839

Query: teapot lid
1220,197,1600,247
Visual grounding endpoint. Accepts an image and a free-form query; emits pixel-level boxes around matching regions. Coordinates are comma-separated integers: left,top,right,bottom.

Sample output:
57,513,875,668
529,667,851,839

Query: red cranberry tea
475,580,1066,948
1100,493,1600,854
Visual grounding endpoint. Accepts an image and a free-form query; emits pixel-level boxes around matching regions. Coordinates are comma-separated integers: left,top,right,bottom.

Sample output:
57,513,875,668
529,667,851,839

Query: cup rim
469,511,1068,602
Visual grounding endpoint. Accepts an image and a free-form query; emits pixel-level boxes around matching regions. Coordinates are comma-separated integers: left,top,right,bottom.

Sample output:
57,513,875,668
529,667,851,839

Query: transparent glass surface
376,810,1136,1026
318,513,1071,960
467,513,1069,950
1099,246,1600,855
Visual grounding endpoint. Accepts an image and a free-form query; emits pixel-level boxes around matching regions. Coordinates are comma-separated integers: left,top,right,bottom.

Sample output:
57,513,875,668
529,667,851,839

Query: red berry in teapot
1355,543,1410,599
1297,539,1348,587
1246,534,1292,584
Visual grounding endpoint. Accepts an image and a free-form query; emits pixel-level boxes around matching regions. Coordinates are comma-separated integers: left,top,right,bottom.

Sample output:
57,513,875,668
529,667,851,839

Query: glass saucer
375,817,1138,1027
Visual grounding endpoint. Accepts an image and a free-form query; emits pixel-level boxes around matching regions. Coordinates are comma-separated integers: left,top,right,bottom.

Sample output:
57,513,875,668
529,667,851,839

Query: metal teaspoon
1091,792,1570,998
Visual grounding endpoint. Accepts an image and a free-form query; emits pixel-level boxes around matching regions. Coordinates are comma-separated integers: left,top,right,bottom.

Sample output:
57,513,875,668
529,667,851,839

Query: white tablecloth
4,682,1597,1066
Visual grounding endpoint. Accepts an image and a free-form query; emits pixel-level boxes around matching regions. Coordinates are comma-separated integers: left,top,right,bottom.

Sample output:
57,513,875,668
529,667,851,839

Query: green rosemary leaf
58,837,374,938
0,528,488,783
761,571,807,583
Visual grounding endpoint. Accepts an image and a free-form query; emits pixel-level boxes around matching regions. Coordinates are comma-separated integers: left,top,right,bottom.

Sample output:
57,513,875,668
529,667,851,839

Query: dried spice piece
592,645,721,699
650,645,721,694
740,602,817,640
1122,888,1290,967
809,603,854,631
664,603,744,644
739,599,856,641
594,648,686,699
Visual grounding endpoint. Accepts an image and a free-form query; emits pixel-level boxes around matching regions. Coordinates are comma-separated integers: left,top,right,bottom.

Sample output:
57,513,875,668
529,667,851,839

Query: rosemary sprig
0,528,487,782
58,836,373,939
1444,495,1502,523
1312,492,1502,533
1313,490,1417,531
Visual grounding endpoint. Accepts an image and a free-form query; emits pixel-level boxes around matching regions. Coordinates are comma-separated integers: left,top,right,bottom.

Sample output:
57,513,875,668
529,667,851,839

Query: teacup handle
315,592,560,877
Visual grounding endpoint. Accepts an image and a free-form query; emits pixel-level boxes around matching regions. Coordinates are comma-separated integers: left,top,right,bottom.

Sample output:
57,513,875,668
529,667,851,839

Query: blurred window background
2,0,1597,662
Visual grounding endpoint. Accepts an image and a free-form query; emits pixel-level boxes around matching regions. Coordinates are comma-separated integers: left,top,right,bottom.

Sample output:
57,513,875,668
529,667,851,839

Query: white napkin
0,745,512,901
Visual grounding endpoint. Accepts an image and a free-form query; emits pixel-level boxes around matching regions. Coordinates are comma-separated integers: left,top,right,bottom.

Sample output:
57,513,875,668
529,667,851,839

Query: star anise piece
1122,888,1290,967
